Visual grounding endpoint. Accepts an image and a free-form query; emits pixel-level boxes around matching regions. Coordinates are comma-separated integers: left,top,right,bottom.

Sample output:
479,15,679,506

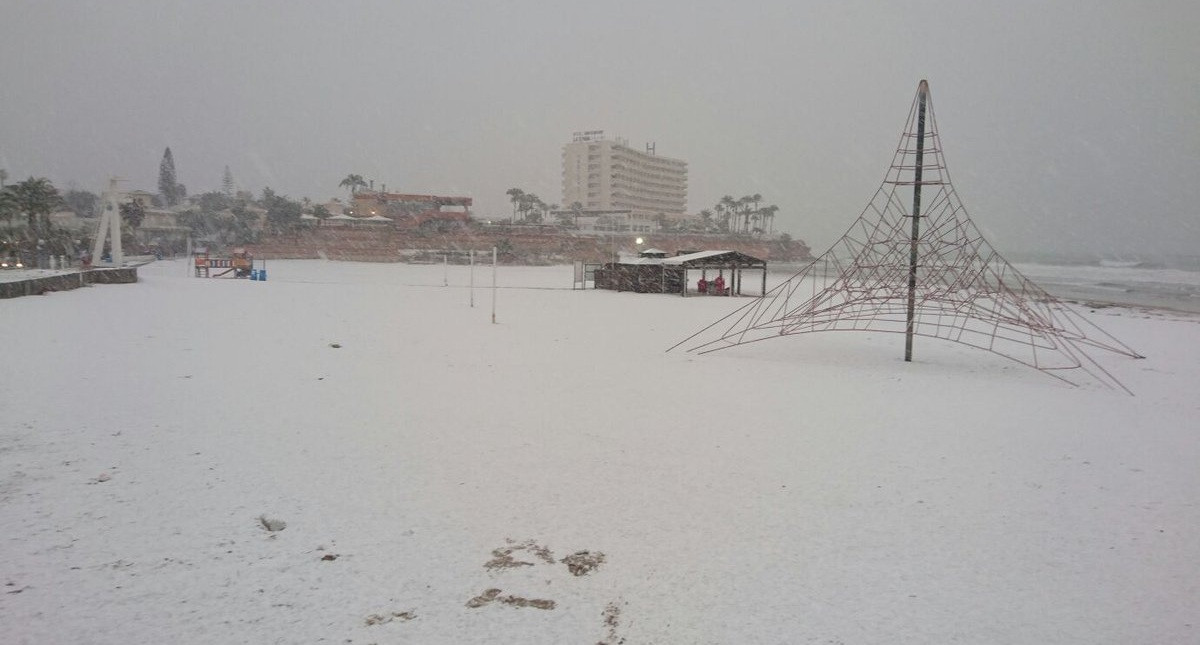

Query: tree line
697,194,779,235
0,173,143,259
501,185,781,236
504,188,560,225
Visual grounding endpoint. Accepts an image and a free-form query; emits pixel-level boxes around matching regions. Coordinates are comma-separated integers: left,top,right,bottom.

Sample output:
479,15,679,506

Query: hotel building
562,131,688,221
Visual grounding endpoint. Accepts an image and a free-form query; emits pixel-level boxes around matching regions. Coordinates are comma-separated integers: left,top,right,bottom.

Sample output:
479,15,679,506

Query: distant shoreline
761,259,1200,315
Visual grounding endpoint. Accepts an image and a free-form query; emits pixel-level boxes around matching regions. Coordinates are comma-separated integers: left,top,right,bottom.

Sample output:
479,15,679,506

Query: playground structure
193,247,261,279
672,80,1142,392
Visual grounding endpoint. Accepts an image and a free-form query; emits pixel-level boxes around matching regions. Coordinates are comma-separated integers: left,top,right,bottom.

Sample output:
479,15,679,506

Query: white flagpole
469,249,475,307
491,247,497,324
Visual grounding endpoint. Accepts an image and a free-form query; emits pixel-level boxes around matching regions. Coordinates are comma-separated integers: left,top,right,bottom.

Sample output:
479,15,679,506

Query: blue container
259,269,267,282
249,269,259,280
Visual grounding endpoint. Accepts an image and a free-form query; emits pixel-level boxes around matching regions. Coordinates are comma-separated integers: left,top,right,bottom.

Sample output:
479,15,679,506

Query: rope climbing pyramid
672,80,1143,392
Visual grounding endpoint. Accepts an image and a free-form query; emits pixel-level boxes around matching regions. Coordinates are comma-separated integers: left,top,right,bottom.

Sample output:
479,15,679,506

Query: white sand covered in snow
2,259,1197,643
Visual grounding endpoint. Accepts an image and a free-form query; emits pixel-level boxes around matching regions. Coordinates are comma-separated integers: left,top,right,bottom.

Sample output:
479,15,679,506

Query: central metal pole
905,83,928,362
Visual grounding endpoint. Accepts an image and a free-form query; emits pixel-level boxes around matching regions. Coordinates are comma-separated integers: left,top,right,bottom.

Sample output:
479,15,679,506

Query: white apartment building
562,131,688,220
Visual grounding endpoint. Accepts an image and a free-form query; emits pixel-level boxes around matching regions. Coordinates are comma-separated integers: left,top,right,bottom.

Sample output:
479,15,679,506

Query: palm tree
505,188,524,224
521,193,543,223
699,208,714,231
528,194,541,221
738,196,755,233
9,177,61,232
760,205,779,235
0,187,17,223
339,174,367,197
719,195,736,213
718,195,737,232
0,168,8,187
750,194,762,233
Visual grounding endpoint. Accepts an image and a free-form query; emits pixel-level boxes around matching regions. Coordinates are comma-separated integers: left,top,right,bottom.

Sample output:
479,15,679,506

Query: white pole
93,177,122,267
469,249,475,307
443,253,448,287
110,191,123,266
491,246,497,324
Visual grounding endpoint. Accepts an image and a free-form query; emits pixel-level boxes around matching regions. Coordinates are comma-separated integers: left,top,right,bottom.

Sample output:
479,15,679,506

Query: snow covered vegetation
2,259,1197,643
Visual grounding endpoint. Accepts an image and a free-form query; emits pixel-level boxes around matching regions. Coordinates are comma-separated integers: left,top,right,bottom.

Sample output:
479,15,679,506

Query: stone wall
0,268,138,299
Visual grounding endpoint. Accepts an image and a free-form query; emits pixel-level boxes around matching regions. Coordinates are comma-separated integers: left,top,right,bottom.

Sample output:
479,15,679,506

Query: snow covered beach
2,259,1198,643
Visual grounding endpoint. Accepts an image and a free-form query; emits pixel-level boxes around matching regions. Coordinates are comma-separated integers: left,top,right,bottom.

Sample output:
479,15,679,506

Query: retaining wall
0,268,138,299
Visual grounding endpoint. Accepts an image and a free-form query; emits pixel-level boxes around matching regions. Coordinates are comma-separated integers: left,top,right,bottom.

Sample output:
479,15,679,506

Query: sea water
1012,261,1200,313
769,254,1200,314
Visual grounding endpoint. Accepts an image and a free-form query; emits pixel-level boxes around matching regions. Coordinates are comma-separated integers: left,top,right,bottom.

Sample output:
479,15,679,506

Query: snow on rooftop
662,250,740,264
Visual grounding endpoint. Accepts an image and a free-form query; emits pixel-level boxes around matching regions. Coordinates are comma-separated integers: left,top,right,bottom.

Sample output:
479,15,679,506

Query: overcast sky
2,0,1197,256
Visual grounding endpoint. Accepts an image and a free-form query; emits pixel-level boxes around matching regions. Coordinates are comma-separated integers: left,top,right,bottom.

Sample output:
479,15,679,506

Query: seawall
0,268,139,299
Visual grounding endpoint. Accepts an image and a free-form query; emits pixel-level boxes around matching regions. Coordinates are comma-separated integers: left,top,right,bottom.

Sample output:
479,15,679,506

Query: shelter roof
662,250,767,267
